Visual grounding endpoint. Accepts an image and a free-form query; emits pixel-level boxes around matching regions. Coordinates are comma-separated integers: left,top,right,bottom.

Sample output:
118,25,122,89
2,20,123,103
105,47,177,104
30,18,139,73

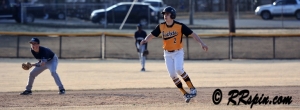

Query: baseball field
0,21,300,109
0,58,299,110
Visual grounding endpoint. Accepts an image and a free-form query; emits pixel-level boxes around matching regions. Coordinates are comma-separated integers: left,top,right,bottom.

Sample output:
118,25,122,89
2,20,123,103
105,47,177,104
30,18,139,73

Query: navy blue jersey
135,30,148,49
135,30,147,43
31,46,55,62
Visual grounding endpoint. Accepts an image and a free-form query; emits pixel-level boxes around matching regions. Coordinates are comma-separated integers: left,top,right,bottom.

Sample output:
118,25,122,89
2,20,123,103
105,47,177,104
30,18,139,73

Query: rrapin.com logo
212,89,293,108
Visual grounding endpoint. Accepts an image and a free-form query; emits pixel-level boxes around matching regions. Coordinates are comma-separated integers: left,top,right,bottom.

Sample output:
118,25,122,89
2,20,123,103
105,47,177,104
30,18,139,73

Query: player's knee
29,74,36,79
50,71,57,76
29,72,38,78
169,74,178,79
176,69,184,75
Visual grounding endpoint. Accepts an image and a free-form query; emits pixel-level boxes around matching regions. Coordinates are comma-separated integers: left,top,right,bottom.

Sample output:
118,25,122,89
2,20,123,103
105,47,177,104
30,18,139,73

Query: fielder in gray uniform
134,24,147,71
20,38,65,95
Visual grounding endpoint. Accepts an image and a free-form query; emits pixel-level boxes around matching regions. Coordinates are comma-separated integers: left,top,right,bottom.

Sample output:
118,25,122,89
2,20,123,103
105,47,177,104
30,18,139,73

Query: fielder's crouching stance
20,38,65,95
140,6,208,103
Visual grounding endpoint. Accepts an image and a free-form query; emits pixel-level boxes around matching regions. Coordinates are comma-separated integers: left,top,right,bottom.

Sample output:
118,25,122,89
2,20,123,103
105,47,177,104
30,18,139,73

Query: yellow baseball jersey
151,21,193,51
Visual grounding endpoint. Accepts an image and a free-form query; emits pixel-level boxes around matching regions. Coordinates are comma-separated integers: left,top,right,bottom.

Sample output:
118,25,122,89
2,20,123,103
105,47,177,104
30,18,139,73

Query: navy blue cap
29,38,40,44
137,24,142,27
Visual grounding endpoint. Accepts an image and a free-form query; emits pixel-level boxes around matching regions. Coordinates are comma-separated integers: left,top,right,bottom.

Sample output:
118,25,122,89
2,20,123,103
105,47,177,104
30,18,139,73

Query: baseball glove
143,50,149,56
22,62,32,70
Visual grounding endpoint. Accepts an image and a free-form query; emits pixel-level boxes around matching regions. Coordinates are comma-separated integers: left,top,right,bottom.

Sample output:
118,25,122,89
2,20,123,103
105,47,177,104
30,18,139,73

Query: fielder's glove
143,50,149,56
22,62,32,70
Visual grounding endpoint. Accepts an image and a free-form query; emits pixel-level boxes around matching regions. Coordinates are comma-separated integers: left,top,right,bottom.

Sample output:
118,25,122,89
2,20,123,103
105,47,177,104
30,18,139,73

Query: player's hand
140,40,147,45
202,44,208,52
40,62,45,66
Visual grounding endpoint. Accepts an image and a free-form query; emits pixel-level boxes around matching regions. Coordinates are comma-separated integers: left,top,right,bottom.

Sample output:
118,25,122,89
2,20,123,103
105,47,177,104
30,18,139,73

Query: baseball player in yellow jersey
140,6,208,103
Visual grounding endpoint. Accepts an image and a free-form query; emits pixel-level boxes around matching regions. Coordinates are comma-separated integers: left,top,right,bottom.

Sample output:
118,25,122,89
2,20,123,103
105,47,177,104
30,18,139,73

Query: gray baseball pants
25,55,64,90
136,43,146,68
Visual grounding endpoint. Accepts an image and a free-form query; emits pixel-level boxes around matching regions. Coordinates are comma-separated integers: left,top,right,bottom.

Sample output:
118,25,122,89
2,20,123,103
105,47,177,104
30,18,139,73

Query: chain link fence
1,34,299,59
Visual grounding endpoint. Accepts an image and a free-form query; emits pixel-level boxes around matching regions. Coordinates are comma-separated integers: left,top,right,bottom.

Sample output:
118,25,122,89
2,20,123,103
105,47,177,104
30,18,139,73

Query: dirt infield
0,59,299,110
1,86,299,110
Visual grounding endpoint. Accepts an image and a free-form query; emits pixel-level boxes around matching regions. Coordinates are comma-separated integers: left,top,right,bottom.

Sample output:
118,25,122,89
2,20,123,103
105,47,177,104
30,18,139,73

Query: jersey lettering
159,23,183,50
174,38,176,43
162,31,178,40
152,21,192,51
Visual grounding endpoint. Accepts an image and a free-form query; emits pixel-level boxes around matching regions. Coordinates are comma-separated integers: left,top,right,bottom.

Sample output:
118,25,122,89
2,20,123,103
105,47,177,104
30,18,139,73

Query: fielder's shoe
141,68,145,72
183,93,193,103
59,89,65,95
190,88,197,97
20,90,32,95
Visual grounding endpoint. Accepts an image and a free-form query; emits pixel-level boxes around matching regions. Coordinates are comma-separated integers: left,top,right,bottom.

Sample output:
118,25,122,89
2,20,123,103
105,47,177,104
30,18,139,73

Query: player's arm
182,23,208,51
30,51,42,67
140,34,155,45
31,63,39,67
40,58,47,66
133,32,137,40
190,33,208,50
34,49,48,67
140,24,161,45
32,59,47,67
190,33,208,51
29,60,42,67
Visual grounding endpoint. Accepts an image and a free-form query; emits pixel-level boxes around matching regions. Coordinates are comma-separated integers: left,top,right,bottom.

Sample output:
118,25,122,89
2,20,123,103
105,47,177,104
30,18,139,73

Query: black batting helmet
161,6,176,19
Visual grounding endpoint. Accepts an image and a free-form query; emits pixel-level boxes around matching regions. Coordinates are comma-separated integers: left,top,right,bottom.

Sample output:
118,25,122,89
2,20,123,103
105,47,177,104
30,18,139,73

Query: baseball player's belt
165,49,180,52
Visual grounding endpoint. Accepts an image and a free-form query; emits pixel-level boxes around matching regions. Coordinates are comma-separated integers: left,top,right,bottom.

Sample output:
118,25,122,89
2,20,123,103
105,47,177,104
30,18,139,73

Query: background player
140,6,208,103
20,38,65,95
134,24,148,71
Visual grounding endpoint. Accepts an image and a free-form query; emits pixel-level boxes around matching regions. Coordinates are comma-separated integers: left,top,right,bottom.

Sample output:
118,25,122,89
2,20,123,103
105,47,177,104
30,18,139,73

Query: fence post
189,0,194,25
105,4,107,28
148,5,150,29
17,36,20,58
59,36,62,58
229,35,232,60
101,33,106,60
228,0,235,60
273,37,276,59
21,3,23,23
64,3,67,24
186,36,190,60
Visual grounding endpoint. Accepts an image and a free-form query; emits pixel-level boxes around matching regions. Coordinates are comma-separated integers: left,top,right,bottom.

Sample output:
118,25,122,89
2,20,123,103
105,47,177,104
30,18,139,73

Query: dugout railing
0,32,300,60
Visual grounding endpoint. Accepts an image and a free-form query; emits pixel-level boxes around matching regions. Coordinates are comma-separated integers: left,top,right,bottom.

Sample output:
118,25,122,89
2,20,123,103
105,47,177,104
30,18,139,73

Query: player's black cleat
20,90,32,95
59,89,65,95
141,68,145,72
190,88,197,97
184,93,194,103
